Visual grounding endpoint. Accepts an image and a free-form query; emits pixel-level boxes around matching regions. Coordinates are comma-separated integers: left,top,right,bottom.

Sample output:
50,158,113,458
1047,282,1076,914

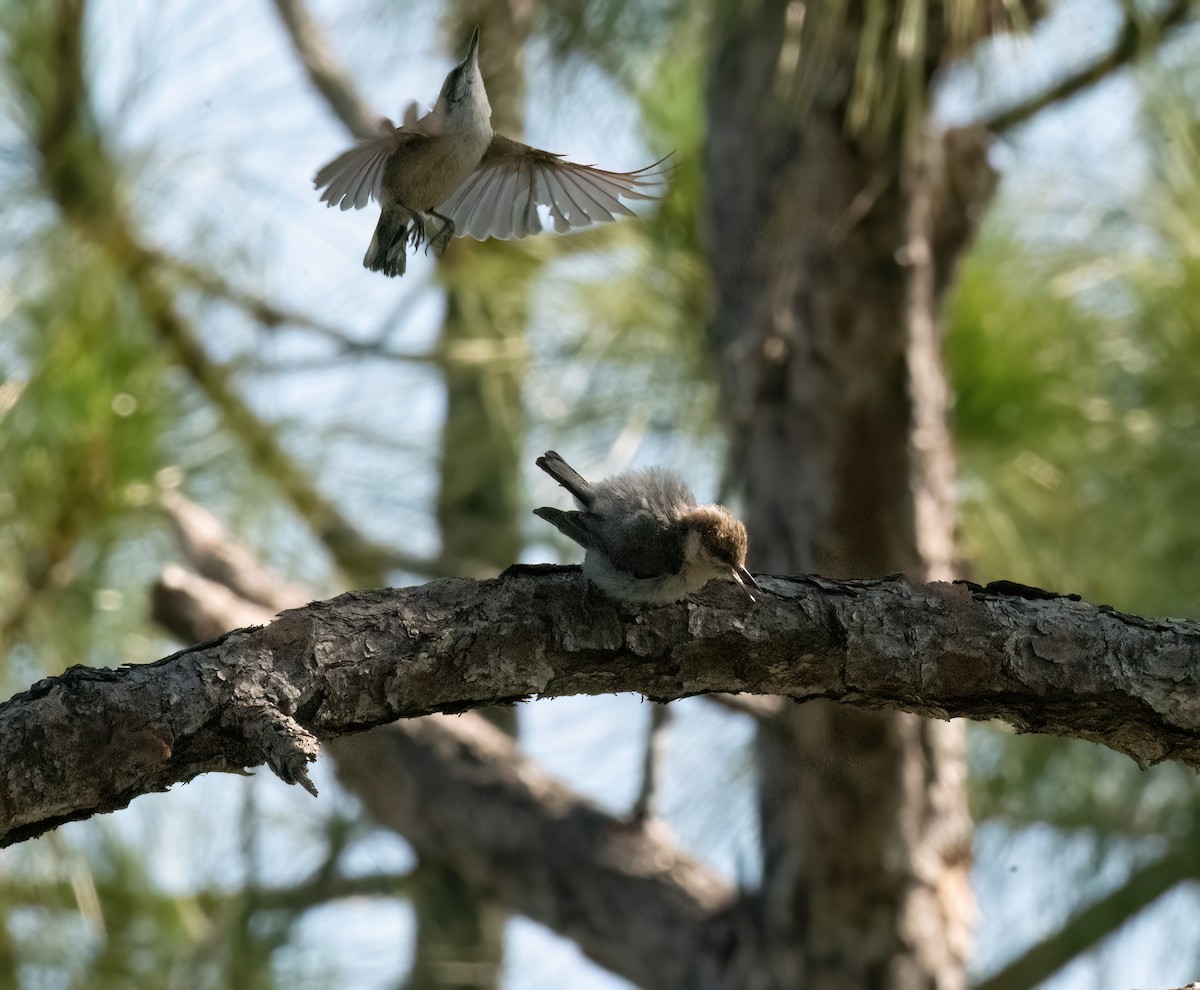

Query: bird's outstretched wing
437,133,669,241
314,119,423,211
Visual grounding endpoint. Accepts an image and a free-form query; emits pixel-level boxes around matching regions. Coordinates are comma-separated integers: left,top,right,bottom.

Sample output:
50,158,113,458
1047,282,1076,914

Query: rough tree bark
704,3,998,986
5,570,1199,850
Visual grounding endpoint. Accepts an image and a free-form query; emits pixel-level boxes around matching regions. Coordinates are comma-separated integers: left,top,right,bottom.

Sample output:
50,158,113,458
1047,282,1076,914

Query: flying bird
314,28,666,276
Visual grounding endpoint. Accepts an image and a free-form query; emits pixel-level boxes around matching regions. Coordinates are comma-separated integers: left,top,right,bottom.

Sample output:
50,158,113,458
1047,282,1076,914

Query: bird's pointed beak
465,26,480,67
732,566,761,601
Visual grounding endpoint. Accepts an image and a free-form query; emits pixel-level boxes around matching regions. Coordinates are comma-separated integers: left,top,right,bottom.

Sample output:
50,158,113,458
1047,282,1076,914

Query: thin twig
983,0,1195,134
630,703,671,822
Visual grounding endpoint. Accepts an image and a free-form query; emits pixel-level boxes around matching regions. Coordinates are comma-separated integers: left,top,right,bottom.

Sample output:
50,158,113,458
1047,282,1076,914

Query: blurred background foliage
0,0,1199,987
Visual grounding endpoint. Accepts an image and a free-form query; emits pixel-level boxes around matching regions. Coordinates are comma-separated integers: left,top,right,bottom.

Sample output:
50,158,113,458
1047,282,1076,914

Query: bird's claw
423,214,454,256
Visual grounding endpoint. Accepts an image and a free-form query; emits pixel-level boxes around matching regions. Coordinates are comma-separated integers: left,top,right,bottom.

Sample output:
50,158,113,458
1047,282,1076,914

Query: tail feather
533,506,596,550
363,207,412,277
536,450,593,505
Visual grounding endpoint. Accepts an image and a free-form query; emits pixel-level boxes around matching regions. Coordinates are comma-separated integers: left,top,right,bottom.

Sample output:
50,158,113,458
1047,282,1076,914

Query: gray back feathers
586,466,696,521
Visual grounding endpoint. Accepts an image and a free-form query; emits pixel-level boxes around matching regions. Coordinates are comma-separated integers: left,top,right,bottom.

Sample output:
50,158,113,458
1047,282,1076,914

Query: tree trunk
435,0,533,580
704,2,994,985
414,1,534,986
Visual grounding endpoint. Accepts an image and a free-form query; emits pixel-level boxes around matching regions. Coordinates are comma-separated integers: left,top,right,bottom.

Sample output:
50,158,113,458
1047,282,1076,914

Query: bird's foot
404,224,426,253
424,212,455,256
430,226,453,256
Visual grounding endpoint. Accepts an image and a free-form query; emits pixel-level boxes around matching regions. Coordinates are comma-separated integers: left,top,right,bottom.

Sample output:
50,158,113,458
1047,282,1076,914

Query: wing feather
602,514,686,579
538,170,570,232
436,133,669,241
492,168,519,240
562,169,637,218
516,168,539,238
514,167,533,238
546,168,588,227
314,122,413,211
439,165,490,225
557,170,616,223
471,168,506,239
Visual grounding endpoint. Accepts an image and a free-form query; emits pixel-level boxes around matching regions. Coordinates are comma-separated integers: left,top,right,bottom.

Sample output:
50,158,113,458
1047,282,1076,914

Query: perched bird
534,450,760,604
313,27,666,277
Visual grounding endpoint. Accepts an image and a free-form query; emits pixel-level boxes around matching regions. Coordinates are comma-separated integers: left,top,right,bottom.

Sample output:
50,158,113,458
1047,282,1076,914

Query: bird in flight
314,27,668,276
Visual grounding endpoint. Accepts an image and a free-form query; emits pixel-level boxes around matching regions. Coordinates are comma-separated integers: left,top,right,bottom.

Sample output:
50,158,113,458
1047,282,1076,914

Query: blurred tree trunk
435,0,534,582
413,2,534,987
704,2,994,986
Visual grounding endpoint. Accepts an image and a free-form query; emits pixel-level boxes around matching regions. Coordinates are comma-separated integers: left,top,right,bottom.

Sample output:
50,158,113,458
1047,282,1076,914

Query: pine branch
984,0,1196,135
975,848,1200,990
150,495,736,990
269,0,380,138
3,572,1199,848
330,716,736,989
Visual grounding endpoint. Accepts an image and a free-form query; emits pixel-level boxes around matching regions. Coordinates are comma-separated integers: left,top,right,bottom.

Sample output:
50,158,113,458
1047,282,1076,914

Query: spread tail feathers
536,450,593,505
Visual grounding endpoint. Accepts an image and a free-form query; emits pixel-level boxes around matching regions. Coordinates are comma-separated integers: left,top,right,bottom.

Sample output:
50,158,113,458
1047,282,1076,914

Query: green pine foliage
0,242,174,674
949,112,1200,621
954,44,1200,977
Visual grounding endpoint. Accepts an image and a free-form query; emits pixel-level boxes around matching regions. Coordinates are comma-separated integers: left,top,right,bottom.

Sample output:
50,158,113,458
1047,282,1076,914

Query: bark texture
4,571,1199,848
